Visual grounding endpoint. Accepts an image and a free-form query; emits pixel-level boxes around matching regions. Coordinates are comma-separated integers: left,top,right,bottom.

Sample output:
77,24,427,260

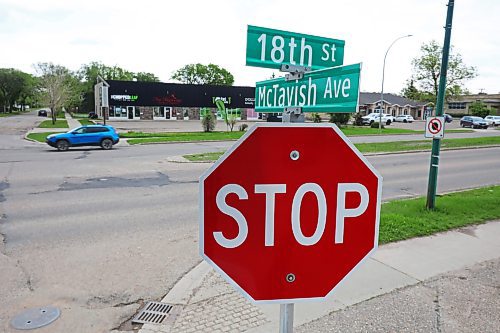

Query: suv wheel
369,120,374,125
101,138,113,150
56,140,69,151
386,120,391,125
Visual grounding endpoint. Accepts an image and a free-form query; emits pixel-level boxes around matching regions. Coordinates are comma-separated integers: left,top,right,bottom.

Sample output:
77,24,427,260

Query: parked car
484,115,500,126
443,113,453,123
459,116,489,129
394,115,414,123
361,113,394,125
38,110,47,117
46,125,119,151
88,112,98,119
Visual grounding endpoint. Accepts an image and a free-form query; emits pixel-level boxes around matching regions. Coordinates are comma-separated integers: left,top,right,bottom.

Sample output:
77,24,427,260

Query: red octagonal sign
200,123,382,303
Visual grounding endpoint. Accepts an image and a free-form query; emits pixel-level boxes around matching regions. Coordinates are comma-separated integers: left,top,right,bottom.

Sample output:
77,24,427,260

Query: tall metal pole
379,35,413,133
426,0,455,209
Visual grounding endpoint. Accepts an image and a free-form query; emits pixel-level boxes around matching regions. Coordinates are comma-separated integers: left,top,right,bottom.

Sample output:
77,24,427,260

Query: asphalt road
1,112,499,332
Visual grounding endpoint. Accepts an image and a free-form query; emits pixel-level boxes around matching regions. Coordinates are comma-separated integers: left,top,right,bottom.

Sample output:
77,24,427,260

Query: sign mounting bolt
290,150,300,161
286,273,296,283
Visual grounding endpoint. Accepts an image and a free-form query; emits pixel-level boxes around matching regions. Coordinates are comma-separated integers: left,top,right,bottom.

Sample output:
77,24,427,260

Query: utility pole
426,0,455,209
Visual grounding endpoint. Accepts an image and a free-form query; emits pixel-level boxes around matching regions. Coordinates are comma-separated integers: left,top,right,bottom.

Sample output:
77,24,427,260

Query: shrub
201,111,215,132
329,113,351,126
238,123,248,131
353,112,364,126
371,122,384,129
311,113,322,123
469,101,489,118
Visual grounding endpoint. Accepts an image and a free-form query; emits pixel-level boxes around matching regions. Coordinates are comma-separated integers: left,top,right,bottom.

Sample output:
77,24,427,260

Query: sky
1,0,499,95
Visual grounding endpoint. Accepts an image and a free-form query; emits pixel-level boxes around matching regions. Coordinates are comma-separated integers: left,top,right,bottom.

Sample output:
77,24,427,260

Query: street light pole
379,34,413,133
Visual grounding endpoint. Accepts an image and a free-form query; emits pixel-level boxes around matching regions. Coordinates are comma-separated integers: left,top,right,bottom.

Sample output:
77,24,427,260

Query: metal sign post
426,0,454,209
278,64,309,333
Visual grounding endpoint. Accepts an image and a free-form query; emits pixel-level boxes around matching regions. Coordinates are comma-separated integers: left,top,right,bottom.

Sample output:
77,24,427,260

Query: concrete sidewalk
64,112,81,129
139,221,500,333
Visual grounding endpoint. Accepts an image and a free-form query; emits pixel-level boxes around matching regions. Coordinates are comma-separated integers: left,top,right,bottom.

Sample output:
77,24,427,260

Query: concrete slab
373,222,500,281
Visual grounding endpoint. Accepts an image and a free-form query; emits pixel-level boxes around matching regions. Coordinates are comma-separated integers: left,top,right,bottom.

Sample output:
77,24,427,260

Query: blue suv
46,125,120,151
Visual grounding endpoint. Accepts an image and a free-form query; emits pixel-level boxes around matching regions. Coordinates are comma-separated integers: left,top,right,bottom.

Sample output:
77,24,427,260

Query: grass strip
356,136,500,153
76,119,95,126
38,119,68,128
124,131,244,144
183,136,500,161
379,186,500,244
27,132,64,142
124,127,473,145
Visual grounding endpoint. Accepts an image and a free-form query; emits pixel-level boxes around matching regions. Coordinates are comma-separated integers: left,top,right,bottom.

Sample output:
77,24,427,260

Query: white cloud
0,0,498,94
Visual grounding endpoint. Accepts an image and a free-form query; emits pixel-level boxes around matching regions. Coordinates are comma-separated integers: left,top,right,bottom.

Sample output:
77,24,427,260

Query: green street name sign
255,63,361,113
246,25,345,70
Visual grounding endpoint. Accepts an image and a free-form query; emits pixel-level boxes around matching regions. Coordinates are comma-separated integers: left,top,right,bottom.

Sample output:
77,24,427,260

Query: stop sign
200,123,382,303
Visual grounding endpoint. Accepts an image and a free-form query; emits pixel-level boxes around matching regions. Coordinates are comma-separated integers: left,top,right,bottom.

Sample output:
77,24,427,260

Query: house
358,93,431,120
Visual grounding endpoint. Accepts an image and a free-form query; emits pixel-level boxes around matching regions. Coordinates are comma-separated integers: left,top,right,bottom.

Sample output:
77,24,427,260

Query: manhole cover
10,306,60,330
132,301,173,325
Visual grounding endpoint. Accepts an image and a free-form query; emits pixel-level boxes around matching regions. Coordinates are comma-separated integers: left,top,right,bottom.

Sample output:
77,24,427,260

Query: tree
409,40,477,102
34,63,76,124
0,68,33,113
469,101,489,118
78,62,159,113
171,63,234,85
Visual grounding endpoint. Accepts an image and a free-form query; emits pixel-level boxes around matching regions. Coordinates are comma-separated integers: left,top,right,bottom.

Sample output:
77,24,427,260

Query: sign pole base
279,303,294,333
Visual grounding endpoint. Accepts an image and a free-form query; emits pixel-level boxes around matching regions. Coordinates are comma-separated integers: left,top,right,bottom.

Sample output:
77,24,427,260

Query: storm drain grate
132,301,173,325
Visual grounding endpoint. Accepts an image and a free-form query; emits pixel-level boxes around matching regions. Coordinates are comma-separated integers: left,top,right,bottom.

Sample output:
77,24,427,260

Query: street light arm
379,34,413,132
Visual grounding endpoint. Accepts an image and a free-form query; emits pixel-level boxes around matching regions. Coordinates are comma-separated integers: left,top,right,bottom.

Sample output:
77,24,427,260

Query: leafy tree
329,113,350,126
34,62,77,124
78,62,159,112
171,63,234,85
469,101,489,118
0,68,33,113
409,40,477,102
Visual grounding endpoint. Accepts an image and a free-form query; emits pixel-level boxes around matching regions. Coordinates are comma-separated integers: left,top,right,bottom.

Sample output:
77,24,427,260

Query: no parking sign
425,117,445,139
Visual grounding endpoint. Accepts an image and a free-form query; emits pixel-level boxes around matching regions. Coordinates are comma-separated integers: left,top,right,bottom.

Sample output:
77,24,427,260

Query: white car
361,113,394,125
394,115,414,123
484,115,500,126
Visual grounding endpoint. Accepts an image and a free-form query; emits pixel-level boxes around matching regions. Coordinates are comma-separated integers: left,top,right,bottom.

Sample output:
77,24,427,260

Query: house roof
360,92,428,107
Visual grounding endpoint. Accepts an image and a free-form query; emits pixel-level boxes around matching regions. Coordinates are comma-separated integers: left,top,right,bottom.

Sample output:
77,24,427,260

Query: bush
371,122,384,129
201,111,215,132
238,123,248,131
329,113,351,126
469,101,489,118
353,112,364,126
311,113,322,123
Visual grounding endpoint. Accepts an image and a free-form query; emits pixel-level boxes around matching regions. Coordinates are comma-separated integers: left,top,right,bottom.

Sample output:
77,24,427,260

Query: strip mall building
95,80,433,121
95,80,257,121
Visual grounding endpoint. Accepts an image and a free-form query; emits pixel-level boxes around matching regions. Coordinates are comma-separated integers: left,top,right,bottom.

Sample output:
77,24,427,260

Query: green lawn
184,136,500,161
379,186,500,243
38,119,68,128
76,118,95,126
356,136,500,153
27,132,64,142
124,131,244,144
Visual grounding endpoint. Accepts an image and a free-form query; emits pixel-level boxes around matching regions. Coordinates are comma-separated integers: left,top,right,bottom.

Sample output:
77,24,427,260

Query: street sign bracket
280,64,311,73
285,72,304,81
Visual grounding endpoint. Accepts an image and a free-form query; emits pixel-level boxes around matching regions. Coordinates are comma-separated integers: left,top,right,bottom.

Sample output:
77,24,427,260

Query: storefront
95,80,256,121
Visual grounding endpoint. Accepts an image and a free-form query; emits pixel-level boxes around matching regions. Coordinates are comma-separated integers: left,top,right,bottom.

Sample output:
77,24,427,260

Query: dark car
46,125,119,151
38,110,47,117
460,116,488,129
88,112,98,119
443,114,453,123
